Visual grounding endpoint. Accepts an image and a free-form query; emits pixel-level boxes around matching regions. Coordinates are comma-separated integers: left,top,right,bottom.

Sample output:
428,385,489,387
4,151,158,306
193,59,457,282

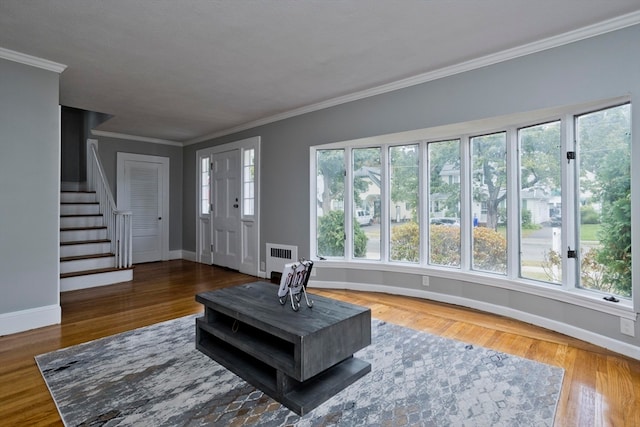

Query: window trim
310,96,634,316
242,147,256,220
314,259,634,319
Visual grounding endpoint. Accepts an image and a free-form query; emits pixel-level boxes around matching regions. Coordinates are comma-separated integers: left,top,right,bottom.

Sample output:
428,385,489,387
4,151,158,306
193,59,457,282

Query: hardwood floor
1,260,638,426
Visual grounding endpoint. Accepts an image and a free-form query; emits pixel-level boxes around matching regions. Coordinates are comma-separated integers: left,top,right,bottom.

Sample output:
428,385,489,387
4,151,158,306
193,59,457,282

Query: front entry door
211,149,240,269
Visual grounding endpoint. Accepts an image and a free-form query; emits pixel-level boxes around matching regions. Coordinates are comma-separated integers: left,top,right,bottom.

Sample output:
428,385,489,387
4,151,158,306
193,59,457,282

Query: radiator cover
266,243,298,281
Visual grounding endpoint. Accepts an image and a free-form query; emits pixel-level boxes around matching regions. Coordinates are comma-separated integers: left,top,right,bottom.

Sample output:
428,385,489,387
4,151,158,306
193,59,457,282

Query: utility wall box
620,318,635,337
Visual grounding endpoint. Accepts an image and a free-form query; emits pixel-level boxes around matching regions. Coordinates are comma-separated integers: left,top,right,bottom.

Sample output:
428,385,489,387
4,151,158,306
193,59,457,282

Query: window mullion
381,146,390,262
506,127,520,279
309,148,318,258
562,114,577,290
419,141,427,265
344,149,353,261
460,135,472,271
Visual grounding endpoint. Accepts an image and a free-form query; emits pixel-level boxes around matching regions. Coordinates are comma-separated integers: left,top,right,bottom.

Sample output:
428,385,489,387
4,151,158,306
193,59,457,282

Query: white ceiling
1,1,639,145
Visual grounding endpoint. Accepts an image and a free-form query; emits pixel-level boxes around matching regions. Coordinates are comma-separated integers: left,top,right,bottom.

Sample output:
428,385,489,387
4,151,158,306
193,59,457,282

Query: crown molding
91,130,183,147
0,46,66,73
185,10,640,146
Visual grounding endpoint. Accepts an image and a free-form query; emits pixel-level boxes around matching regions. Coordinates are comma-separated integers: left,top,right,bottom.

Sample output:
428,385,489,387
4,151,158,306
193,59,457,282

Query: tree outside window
316,149,368,258
471,132,507,274
389,144,420,263
576,104,631,298
519,121,562,284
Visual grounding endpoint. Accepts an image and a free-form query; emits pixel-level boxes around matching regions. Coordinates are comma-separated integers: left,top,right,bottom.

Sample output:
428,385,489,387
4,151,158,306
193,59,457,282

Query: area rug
36,315,563,426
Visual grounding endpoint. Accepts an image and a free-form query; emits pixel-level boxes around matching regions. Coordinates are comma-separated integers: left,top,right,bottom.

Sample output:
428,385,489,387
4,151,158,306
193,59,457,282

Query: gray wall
61,106,86,183
97,136,183,251
0,58,60,314
185,24,640,260
184,25,640,349
61,108,111,183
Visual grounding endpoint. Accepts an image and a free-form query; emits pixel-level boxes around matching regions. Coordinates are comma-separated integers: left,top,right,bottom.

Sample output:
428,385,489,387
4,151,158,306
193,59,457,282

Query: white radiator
266,243,298,279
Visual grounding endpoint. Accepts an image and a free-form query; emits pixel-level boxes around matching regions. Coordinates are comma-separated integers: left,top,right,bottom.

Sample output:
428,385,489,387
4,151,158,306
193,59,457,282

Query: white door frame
117,152,170,262
196,136,260,276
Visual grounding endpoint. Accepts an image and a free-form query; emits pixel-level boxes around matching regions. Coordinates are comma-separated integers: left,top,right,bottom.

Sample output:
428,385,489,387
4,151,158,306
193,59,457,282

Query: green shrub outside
317,210,368,257
429,225,461,266
521,209,539,230
580,205,600,224
389,221,419,262
472,226,507,272
390,221,506,271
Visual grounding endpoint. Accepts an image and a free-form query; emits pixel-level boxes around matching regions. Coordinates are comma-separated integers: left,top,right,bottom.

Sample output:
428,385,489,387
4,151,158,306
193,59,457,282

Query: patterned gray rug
36,315,563,426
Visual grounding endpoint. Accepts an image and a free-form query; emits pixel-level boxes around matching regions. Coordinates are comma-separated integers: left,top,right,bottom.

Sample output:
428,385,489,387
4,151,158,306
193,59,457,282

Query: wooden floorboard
0,259,638,426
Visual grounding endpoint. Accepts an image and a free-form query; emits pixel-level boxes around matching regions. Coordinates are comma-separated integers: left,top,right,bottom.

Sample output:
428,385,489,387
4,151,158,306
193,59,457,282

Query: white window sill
313,259,636,320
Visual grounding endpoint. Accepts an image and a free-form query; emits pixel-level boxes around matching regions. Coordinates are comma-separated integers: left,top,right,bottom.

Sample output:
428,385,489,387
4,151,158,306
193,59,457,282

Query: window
310,98,633,304
200,157,210,215
575,104,631,298
428,139,461,267
353,148,381,260
316,149,345,258
519,121,562,284
389,144,419,263
242,148,255,216
471,132,507,274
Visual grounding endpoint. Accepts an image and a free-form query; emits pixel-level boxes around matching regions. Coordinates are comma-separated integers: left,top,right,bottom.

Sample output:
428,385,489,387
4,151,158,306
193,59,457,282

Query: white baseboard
0,304,61,336
309,280,640,361
169,250,186,260
180,251,197,262
61,269,133,292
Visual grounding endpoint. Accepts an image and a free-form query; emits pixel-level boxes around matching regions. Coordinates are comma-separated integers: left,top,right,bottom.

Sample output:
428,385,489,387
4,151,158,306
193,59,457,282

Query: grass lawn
580,224,600,241
496,224,600,241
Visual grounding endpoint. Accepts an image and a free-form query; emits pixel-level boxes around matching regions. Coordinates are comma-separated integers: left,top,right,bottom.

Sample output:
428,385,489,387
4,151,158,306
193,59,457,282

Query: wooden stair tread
60,214,103,218
60,226,107,231
60,239,110,246
60,201,99,205
61,191,96,193
60,266,133,279
60,253,115,262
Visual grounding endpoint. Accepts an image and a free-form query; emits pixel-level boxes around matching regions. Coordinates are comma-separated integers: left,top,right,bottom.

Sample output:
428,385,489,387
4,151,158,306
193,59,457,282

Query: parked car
355,209,373,226
430,217,460,226
549,215,562,227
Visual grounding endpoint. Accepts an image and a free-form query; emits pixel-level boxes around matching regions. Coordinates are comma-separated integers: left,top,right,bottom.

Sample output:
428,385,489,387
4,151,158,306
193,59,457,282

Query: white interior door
117,153,170,264
211,149,240,269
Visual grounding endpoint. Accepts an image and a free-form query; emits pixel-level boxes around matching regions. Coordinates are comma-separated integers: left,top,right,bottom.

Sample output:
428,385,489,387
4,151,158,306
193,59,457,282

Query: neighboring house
520,187,554,225
353,166,381,219
352,166,415,223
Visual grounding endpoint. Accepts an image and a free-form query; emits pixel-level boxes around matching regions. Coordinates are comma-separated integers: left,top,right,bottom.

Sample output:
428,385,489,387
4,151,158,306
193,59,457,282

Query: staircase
60,190,133,291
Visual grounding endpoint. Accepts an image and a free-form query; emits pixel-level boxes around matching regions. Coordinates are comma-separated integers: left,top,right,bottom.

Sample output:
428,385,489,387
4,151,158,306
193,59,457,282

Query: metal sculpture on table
278,259,314,311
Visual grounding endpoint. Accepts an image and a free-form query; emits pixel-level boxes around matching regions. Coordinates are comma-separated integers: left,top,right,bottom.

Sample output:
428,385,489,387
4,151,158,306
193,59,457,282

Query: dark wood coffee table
195,281,371,415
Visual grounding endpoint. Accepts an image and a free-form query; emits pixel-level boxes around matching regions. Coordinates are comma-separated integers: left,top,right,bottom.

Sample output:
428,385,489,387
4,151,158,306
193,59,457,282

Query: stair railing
88,143,133,268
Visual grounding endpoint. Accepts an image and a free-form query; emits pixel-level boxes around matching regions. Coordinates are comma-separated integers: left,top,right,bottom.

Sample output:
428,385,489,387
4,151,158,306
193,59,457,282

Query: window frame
515,119,563,286
199,156,211,216
242,147,256,219
310,96,634,318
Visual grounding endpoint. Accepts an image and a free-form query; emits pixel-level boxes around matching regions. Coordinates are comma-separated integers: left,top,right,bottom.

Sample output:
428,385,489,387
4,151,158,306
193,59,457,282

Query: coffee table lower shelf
196,318,371,415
